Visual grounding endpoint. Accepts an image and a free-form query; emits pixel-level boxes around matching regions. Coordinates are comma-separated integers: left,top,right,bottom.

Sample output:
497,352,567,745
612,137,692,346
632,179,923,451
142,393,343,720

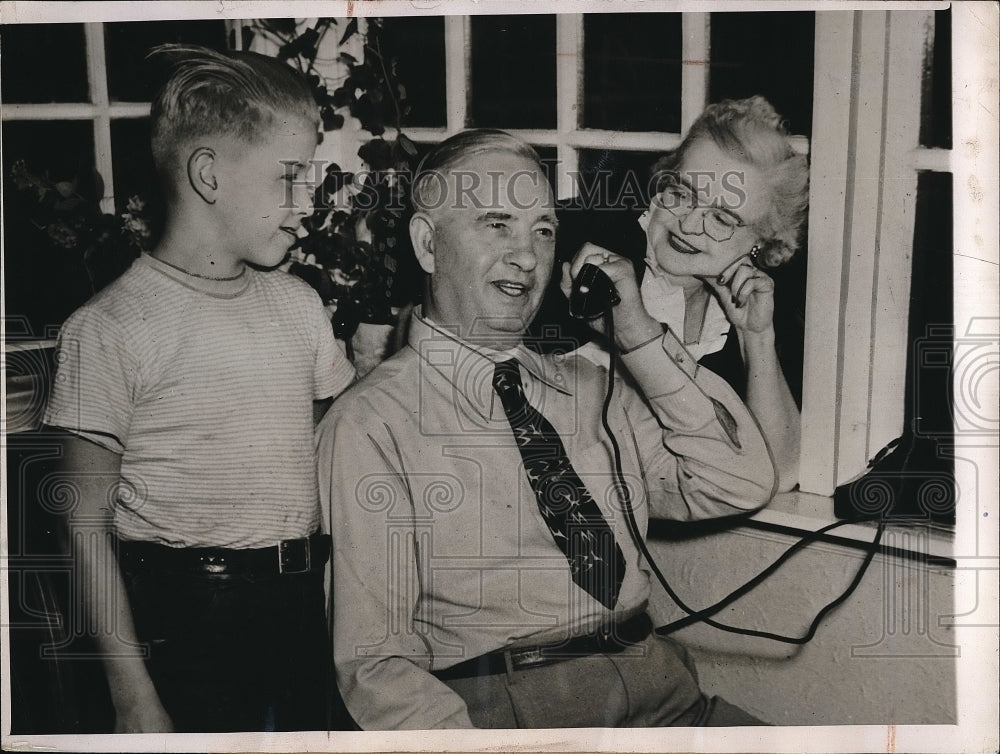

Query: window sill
3,338,57,353
747,490,955,565
3,340,56,435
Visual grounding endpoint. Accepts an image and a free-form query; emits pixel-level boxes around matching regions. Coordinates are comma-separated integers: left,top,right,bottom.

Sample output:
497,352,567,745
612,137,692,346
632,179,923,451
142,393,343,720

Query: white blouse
639,261,731,361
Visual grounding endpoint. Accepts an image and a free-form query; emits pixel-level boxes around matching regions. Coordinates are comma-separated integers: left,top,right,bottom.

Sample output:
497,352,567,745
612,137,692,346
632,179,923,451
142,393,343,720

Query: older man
317,129,775,729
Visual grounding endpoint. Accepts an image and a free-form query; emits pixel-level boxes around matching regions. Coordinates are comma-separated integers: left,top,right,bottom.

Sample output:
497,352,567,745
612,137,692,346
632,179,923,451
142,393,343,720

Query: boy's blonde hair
149,44,318,191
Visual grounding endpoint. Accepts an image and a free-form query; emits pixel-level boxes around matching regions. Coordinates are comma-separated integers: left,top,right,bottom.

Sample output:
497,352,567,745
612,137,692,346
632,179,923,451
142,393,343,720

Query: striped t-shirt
45,253,355,548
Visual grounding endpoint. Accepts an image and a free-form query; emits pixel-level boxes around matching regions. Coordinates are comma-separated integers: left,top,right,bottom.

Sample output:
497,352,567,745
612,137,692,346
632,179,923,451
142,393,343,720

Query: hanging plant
244,17,424,352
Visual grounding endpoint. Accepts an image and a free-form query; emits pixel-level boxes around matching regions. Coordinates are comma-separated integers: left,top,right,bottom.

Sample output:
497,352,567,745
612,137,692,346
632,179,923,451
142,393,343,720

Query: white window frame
3,11,954,502
802,9,950,495
0,23,151,216
399,11,950,498
269,14,809,186
324,11,940,498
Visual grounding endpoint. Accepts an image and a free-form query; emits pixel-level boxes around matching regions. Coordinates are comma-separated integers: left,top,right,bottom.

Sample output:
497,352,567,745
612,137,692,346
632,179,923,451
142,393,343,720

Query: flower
121,195,154,249
46,222,79,249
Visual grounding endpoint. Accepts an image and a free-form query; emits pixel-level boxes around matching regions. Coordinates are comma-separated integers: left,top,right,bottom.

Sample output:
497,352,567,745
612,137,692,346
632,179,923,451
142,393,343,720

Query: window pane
908,171,953,450
110,119,155,209
920,9,951,149
532,145,559,194
2,120,96,194
110,118,164,247
380,17,446,128
583,13,683,132
530,148,660,354
834,172,955,523
0,24,88,103
709,12,814,137
105,19,228,102
3,120,97,336
470,15,556,129
576,148,660,209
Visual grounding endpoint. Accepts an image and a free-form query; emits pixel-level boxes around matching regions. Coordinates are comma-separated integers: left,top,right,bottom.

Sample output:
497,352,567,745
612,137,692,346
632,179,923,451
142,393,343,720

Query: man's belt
432,612,654,680
116,533,331,576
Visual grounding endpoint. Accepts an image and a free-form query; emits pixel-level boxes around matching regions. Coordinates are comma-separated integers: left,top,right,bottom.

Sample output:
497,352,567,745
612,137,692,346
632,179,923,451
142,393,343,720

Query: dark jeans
123,565,349,732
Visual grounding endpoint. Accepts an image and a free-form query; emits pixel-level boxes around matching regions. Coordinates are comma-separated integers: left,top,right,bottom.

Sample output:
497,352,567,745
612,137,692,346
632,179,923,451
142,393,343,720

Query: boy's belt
116,533,330,576
432,612,653,680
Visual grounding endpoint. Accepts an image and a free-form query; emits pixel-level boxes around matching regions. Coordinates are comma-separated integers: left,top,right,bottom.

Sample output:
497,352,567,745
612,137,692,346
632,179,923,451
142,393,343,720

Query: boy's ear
187,147,218,205
410,212,436,274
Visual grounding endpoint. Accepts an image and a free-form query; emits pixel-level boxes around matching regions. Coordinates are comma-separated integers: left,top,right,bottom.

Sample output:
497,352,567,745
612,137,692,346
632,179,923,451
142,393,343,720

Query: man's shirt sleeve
618,327,778,520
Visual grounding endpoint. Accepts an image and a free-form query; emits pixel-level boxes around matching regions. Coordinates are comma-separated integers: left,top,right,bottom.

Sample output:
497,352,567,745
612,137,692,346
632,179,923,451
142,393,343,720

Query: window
2,10,957,506
235,11,955,506
268,14,810,197
801,9,952,498
0,20,228,338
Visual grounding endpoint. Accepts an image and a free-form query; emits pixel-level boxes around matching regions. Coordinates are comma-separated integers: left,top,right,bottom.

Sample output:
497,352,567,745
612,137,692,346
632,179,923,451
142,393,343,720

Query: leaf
278,29,315,62
54,196,82,212
358,138,393,171
288,261,334,302
323,169,352,196
397,134,418,157
339,52,358,66
339,17,359,46
320,106,345,132
330,85,353,109
276,40,298,61
299,27,321,61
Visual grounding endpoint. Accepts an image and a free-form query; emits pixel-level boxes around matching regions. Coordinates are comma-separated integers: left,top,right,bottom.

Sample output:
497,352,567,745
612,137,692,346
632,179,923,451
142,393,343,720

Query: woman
637,96,808,491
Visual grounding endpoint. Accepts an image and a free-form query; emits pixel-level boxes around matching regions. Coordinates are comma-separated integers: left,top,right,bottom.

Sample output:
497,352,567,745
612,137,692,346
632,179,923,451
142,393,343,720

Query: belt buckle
277,538,311,574
508,647,552,670
595,626,614,652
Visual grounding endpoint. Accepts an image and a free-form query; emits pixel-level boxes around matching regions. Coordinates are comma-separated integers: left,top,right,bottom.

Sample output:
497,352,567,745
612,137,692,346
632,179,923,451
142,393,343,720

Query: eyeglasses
655,173,747,243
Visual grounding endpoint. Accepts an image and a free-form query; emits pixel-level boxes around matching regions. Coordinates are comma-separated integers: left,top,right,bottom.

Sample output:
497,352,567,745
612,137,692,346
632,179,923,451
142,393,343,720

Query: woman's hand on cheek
702,260,776,335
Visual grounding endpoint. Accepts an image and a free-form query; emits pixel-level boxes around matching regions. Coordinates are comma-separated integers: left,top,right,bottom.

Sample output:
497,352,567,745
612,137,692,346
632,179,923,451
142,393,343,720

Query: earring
749,244,762,266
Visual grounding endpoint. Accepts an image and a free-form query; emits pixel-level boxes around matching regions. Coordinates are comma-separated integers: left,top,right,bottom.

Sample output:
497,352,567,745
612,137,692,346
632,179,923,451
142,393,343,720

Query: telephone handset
568,263,621,320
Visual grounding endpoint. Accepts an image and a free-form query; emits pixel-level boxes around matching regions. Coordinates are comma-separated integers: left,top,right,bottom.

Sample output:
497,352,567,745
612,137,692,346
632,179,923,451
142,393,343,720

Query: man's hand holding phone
560,242,662,351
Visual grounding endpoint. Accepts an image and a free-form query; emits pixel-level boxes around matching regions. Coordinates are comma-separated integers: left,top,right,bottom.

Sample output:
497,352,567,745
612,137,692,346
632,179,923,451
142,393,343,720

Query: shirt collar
407,307,573,422
142,253,253,298
640,259,730,361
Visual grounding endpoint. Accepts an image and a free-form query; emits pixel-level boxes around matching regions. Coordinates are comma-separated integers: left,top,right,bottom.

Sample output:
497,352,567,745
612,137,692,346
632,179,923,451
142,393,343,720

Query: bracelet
617,324,668,354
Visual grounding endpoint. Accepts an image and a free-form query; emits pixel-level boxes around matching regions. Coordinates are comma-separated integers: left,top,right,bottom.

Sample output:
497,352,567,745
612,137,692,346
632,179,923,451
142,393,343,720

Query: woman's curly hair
651,96,809,268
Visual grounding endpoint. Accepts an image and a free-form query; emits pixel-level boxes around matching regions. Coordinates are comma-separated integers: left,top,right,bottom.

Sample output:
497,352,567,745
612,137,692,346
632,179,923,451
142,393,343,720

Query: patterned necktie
492,358,626,609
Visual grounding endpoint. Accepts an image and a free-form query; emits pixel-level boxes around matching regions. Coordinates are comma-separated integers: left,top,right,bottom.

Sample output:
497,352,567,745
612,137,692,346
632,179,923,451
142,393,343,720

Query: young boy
43,44,355,733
